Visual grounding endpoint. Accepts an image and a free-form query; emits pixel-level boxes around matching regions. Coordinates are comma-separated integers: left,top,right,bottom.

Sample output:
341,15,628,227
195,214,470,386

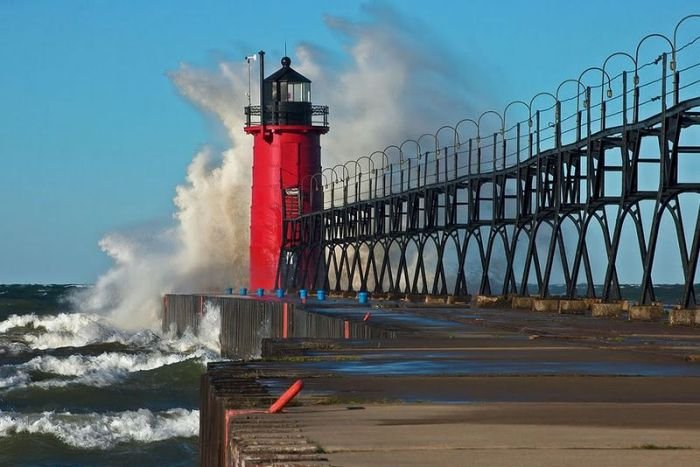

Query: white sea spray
68,5,477,332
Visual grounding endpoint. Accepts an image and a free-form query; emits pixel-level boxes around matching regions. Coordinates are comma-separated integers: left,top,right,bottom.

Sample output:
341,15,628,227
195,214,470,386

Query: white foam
159,302,221,355
0,312,114,349
0,369,31,389
0,306,221,356
0,346,216,391
0,341,28,355
34,351,207,386
0,312,161,350
0,308,222,391
0,307,220,354
0,313,41,333
0,408,198,449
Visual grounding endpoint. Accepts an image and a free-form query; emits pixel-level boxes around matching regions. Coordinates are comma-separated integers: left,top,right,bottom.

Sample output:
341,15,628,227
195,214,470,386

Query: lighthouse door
283,187,301,219
283,187,301,246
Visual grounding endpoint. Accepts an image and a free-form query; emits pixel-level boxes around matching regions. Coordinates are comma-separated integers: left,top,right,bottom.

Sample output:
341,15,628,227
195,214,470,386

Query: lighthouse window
281,83,311,102
283,83,309,102
288,83,298,102
278,83,287,101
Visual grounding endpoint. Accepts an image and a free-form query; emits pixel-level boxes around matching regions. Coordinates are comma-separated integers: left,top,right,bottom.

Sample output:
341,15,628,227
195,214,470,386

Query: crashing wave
0,306,220,354
0,307,222,391
0,408,198,449
34,350,212,389
0,312,156,350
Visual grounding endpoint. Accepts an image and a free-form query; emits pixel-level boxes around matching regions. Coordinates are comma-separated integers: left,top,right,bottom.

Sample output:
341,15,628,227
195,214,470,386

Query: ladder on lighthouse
283,187,302,243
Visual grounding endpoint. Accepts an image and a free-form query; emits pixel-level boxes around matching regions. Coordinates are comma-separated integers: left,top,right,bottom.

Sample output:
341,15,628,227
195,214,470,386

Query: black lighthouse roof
245,53,328,128
264,57,311,83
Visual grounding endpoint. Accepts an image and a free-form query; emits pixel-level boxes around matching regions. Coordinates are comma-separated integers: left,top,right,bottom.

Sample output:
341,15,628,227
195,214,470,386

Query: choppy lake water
0,284,221,466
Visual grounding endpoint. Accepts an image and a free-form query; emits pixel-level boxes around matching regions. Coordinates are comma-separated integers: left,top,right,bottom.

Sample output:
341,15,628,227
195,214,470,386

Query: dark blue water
0,285,220,466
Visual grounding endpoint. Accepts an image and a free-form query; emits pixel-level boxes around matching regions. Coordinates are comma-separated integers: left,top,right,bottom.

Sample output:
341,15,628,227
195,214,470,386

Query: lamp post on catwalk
244,51,329,292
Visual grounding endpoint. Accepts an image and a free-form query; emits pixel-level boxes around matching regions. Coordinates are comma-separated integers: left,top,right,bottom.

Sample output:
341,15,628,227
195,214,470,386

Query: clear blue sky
0,0,694,283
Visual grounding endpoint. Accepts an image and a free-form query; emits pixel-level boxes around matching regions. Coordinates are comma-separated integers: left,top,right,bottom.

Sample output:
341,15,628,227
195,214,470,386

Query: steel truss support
278,99,700,307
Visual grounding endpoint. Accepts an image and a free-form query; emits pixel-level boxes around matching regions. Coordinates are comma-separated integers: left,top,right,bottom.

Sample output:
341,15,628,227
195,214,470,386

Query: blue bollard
239,287,248,296
275,288,285,298
358,291,369,304
299,289,308,300
256,288,264,297
317,289,326,301
225,288,233,295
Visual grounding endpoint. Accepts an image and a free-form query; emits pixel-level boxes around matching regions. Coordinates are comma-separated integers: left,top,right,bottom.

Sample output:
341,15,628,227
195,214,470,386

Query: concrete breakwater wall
200,362,330,467
161,294,202,335
199,361,273,467
162,294,396,359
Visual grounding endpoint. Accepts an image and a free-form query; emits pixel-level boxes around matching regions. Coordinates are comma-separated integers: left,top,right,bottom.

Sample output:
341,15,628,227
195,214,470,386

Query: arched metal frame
343,159,362,203
634,33,674,123
577,67,613,105
503,100,530,168
673,15,700,104
277,19,700,306
503,100,530,131
556,78,587,118
529,92,558,123
454,119,479,176
602,51,637,126
302,172,327,212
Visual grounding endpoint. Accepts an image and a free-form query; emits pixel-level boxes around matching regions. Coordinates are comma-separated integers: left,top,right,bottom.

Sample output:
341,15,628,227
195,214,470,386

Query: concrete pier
629,304,665,321
511,296,534,309
532,298,559,312
591,303,624,318
558,299,589,314
163,294,396,359
670,309,700,327
168,295,700,466
473,295,510,308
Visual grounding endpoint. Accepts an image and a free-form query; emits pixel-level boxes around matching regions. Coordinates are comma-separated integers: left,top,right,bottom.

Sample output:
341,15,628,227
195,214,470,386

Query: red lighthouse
244,53,329,291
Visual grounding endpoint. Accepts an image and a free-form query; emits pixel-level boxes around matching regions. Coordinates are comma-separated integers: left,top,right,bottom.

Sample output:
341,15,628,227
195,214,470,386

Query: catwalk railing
278,17,700,308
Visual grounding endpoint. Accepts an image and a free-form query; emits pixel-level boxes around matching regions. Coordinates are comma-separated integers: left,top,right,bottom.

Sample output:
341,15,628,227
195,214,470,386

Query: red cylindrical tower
244,54,328,291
